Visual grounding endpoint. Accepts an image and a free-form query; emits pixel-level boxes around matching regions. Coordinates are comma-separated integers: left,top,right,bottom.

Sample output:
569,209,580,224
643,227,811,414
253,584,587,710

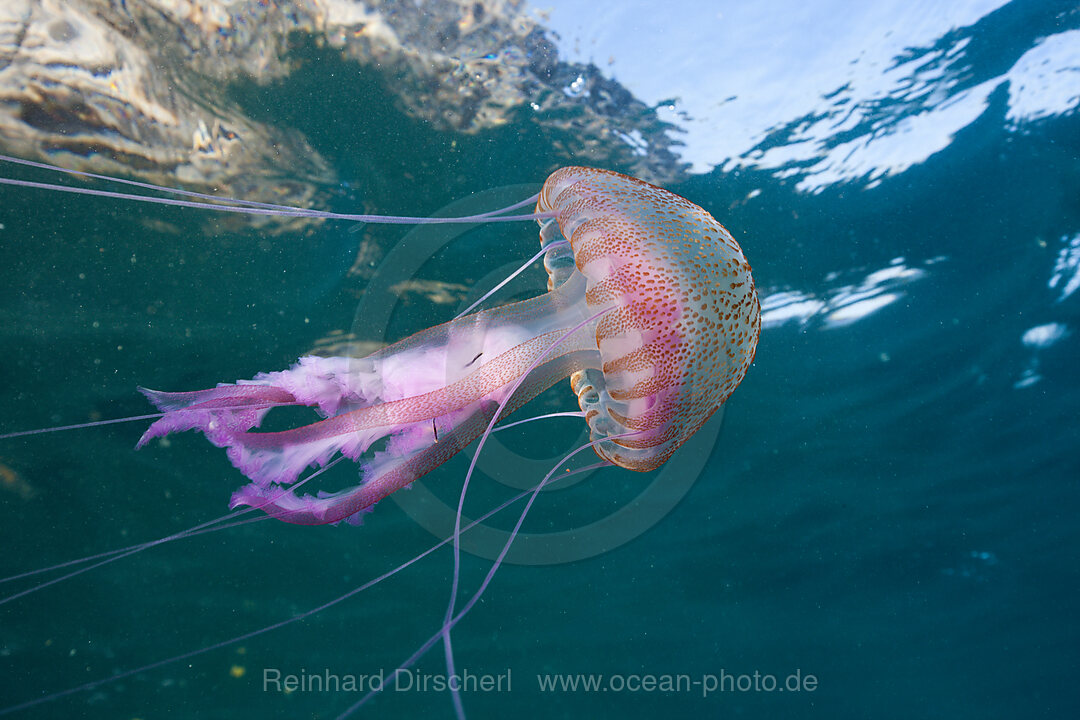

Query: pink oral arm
229,348,591,526
139,343,593,525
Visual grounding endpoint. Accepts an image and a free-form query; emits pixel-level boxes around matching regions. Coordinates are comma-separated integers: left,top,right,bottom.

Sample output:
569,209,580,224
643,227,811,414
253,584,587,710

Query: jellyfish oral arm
138,272,606,525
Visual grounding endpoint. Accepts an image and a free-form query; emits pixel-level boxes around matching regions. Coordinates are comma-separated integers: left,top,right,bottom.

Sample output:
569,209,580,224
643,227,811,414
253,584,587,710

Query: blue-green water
1,1,1078,718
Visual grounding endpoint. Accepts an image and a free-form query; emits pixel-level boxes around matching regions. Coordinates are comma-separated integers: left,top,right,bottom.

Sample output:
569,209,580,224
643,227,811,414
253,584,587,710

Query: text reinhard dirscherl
263,668,511,694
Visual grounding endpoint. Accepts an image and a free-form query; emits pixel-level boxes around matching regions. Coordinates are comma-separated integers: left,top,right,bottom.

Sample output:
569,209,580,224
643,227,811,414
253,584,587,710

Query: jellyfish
0,161,759,718
132,166,761,527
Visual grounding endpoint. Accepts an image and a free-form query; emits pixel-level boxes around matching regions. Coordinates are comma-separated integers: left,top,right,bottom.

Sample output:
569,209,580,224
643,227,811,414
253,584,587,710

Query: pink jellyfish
135,166,761,525
0,162,760,719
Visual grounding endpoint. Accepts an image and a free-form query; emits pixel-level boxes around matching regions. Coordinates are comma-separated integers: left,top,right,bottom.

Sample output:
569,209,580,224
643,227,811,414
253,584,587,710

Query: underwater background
0,0,1077,718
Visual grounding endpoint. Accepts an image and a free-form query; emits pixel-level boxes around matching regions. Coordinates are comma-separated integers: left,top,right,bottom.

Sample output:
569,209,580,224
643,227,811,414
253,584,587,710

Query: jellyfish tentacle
453,239,568,320
344,434,626,717
0,458,340,607
439,302,615,720
0,174,548,224
0,153,552,224
0,472,579,717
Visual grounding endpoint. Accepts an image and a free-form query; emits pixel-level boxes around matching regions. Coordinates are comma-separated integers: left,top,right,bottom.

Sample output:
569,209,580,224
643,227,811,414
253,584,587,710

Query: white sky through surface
540,0,1076,190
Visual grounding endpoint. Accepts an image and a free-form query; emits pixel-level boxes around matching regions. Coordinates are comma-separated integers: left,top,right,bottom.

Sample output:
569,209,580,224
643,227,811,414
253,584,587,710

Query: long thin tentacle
0,467,586,717
453,240,569,320
0,173,551,223
338,437,627,718
0,152,543,221
0,457,342,606
439,304,614,719
0,513,270,586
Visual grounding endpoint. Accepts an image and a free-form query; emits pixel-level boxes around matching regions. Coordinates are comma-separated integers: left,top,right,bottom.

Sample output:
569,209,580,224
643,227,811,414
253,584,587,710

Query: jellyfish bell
136,166,761,525
538,167,760,470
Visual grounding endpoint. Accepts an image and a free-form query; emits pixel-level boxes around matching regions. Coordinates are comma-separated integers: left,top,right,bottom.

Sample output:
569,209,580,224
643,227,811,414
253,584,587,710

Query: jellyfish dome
137,167,760,524
536,167,760,471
